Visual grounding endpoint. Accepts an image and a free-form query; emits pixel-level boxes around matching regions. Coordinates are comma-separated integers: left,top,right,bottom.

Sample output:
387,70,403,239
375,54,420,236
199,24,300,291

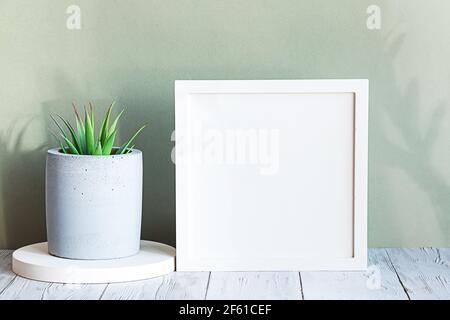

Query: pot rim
47,147,142,158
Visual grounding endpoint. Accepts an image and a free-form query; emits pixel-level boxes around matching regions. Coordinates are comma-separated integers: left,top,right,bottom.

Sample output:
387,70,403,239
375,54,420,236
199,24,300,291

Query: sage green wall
0,0,449,249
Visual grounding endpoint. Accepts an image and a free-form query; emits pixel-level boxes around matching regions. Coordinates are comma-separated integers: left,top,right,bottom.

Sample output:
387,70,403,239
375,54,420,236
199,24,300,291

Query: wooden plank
0,276,50,300
0,249,105,300
42,283,108,300
0,250,16,294
206,272,302,300
101,272,209,300
301,248,408,300
0,248,448,300
386,248,450,300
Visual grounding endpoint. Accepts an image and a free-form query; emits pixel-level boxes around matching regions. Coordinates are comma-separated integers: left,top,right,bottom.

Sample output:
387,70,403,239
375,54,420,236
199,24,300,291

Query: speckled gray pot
46,148,143,260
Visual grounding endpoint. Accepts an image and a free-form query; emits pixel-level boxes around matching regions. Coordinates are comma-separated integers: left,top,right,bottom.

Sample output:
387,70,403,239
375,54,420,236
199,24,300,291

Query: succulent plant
51,101,146,155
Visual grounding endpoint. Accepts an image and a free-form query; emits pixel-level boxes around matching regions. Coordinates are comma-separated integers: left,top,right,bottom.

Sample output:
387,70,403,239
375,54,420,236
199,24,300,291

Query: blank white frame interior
175,79,368,271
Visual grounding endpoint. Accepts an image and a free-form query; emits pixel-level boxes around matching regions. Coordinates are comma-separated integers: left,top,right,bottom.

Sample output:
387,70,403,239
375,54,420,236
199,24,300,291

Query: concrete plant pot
45,148,143,260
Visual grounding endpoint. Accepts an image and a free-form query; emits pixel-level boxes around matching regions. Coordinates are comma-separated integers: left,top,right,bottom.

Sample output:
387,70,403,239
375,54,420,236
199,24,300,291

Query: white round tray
12,241,175,284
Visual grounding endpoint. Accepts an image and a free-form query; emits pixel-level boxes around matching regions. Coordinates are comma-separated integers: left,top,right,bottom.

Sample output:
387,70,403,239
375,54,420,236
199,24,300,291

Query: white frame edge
175,79,369,271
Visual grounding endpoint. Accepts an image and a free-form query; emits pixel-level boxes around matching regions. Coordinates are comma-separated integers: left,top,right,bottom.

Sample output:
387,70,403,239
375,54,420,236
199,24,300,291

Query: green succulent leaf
99,101,115,146
72,102,83,127
109,108,124,134
72,102,86,153
59,142,68,154
85,108,95,155
61,134,80,155
117,125,146,155
51,101,145,156
75,116,86,154
50,114,68,140
102,129,117,155
94,141,103,155
89,102,95,132
56,114,82,154
50,131,67,154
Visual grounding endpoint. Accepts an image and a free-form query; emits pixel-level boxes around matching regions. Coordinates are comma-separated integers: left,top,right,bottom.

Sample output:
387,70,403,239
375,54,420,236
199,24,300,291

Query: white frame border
175,79,368,271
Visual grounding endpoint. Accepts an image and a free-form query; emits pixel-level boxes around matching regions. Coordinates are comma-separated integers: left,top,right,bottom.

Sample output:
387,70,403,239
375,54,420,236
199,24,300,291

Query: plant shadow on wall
372,33,450,243
0,118,47,248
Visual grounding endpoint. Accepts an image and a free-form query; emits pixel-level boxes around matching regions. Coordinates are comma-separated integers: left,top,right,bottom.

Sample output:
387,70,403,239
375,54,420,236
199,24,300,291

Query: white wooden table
0,248,449,300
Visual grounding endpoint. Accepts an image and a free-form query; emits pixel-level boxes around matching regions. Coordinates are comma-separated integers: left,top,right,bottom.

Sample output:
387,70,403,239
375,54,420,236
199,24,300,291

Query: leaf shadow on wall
372,33,450,243
0,71,95,249
0,118,47,248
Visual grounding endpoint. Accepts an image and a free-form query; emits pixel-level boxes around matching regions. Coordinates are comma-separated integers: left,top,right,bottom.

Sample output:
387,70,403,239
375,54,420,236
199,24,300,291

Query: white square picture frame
175,80,368,271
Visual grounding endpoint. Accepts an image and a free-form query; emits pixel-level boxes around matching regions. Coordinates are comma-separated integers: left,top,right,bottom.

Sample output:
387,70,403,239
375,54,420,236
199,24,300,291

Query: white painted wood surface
387,248,450,300
101,272,209,300
0,249,449,300
0,276,50,300
301,249,408,300
42,283,108,300
0,250,16,295
206,272,302,300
